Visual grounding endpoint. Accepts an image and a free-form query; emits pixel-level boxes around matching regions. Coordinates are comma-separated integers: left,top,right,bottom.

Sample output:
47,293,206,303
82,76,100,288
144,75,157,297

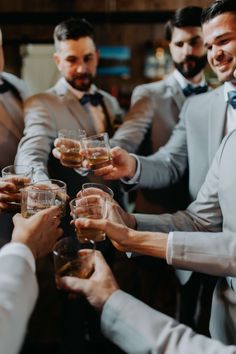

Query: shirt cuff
121,154,141,184
0,242,36,273
166,232,173,265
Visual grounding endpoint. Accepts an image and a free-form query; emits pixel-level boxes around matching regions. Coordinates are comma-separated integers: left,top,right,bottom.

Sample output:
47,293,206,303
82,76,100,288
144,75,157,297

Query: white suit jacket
135,129,236,344
101,290,236,354
111,73,189,213
0,253,38,354
15,78,124,205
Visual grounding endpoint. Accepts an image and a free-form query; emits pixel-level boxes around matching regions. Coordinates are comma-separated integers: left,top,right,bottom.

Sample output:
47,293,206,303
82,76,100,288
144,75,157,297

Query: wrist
126,156,137,179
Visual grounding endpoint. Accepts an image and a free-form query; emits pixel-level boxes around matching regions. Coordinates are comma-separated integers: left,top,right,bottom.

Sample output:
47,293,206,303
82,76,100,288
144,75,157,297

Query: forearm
123,229,168,259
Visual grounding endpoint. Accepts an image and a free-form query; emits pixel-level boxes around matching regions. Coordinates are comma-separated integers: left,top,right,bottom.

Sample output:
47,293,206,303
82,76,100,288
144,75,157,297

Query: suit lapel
165,74,186,110
54,79,97,135
208,86,226,164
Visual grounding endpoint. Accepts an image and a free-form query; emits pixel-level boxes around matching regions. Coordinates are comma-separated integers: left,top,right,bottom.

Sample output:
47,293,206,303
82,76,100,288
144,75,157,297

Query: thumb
12,213,23,224
59,276,91,296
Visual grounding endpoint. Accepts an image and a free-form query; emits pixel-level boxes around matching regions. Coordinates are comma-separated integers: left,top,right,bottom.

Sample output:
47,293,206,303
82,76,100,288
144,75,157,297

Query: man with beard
110,6,208,215
15,17,124,210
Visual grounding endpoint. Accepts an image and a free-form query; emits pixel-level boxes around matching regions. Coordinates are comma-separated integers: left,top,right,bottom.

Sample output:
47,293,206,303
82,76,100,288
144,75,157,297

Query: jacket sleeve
110,85,155,153
15,95,57,181
101,290,236,354
0,254,38,354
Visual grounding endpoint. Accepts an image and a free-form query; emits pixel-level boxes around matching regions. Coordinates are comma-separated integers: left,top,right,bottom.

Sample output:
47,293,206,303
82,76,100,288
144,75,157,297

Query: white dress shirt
0,242,35,272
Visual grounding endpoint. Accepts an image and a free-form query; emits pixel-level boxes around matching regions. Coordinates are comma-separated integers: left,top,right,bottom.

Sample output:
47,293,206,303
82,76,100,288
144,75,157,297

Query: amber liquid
88,154,112,170
76,227,105,242
56,258,94,281
59,147,83,167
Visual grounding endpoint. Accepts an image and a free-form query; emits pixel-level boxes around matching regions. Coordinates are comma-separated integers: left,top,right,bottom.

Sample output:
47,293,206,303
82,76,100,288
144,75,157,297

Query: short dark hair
165,6,203,41
201,0,236,25
54,17,95,50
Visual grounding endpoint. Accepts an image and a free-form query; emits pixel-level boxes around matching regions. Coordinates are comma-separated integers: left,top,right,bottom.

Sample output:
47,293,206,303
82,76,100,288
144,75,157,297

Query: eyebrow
204,32,231,47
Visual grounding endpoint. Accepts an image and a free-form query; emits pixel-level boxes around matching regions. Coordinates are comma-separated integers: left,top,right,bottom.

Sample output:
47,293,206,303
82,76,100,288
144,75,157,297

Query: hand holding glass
70,195,107,242
53,237,95,287
57,129,86,168
81,132,112,170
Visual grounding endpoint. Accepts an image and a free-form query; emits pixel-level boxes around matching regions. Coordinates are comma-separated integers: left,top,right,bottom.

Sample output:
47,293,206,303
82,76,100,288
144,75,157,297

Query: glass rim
81,132,108,141
32,179,67,190
82,183,114,197
2,165,34,174
53,237,96,257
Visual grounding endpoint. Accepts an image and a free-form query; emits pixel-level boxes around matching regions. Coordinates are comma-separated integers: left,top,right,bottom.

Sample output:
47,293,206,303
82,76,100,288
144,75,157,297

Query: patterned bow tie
0,81,11,94
79,92,103,107
182,84,208,97
227,91,236,109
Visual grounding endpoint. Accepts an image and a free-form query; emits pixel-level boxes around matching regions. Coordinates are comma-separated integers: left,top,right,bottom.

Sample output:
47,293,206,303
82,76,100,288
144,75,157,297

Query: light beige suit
15,78,124,206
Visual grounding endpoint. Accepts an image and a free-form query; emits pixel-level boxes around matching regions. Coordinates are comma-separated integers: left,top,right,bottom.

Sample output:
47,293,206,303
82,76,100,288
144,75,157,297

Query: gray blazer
15,78,125,207
101,290,236,354
135,129,236,344
0,253,38,354
111,73,189,213
135,85,226,202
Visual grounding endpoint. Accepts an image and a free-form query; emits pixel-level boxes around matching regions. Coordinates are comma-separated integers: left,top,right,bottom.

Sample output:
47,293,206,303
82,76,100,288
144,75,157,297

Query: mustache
181,55,202,63
72,73,91,80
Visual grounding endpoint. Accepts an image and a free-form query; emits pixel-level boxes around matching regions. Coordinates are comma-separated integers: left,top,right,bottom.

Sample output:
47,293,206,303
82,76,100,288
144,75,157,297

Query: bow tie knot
0,80,11,94
79,92,103,107
227,91,236,109
183,84,208,97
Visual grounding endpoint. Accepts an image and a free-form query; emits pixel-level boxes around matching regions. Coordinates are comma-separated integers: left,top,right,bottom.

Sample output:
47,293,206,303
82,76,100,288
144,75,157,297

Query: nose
76,60,87,73
183,43,193,56
213,47,224,62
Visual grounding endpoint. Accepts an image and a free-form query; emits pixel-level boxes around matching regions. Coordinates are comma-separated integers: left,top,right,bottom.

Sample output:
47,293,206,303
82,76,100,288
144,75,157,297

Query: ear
53,52,61,71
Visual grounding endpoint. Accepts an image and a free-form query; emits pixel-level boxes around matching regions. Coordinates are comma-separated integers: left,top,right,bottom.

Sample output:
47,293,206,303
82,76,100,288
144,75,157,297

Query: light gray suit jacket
135,85,226,202
111,73,189,213
135,129,236,344
101,290,236,354
15,78,124,206
0,253,38,354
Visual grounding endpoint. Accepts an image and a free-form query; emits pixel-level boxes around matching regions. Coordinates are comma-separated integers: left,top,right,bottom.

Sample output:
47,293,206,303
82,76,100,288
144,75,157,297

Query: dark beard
66,73,94,92
174,54,207,79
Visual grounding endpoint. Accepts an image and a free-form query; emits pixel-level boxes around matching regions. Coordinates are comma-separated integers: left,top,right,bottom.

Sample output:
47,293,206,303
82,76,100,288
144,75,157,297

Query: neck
188,71,204,85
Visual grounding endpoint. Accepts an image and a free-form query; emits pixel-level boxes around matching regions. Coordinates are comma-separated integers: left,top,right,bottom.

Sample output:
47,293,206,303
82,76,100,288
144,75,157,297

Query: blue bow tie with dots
227,91,236,109
79,92,103,107
182,84,208,97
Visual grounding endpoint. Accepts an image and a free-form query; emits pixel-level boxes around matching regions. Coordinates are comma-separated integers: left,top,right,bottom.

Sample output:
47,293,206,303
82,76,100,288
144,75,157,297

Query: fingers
58,276,90,295
0,181,17,193
52,148,61,160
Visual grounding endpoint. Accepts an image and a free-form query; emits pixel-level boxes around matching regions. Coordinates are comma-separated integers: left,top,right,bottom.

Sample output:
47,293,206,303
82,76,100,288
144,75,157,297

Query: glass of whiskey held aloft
31,179,67,217
53,237,95,287
21,186,56,218
57,129,86,168
81,132,112,170
2,164,34,191
70,194,107,242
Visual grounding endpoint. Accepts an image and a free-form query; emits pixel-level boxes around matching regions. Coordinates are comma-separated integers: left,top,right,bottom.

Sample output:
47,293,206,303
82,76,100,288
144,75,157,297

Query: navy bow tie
183,84,208,97
0,81,11,94
227,91,236,109
79,92,103,107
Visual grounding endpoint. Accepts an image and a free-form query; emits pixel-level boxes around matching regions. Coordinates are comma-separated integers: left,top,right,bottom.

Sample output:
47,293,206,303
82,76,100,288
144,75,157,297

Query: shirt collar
173,69,206,89
224,81,236,102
